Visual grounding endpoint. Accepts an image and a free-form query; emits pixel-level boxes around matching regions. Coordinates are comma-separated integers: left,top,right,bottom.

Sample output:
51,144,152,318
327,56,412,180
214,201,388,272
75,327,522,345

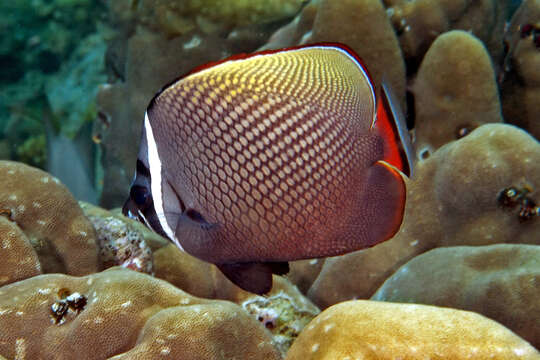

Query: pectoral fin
217,261,290,295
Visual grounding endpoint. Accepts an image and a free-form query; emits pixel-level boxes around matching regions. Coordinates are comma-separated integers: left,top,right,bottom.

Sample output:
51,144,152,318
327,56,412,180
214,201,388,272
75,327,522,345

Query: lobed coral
0,267,281,359
0,160,99,276
412,30,502,159
385,0,508,70
311,0,406,105
372,244,540,348
285,300,539,359
501,0,540,140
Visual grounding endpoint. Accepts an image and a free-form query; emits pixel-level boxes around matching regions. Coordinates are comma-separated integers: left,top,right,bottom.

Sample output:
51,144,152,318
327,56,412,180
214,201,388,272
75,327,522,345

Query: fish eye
131,185,150,207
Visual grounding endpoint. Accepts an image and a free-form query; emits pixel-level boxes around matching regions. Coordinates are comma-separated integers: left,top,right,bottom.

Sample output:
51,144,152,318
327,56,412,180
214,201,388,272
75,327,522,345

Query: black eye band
130,185,150,207
136,159,151,177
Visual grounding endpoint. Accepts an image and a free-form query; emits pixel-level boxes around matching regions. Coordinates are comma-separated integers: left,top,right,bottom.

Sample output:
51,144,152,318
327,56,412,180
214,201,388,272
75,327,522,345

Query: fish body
123,43,413,294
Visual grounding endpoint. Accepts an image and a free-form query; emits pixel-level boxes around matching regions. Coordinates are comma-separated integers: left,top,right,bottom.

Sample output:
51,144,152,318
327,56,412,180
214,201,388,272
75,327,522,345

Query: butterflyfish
123,43,414,294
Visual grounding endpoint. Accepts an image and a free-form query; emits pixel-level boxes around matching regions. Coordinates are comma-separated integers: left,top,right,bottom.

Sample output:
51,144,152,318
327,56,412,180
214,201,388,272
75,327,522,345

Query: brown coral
372,244,540,348
386,0,508,70
153,243,320,356
304,124,540,308
285,300,539,359
310,0,406,105
0,161,99,276
0,267,280,359
0,217,41,286
412,30,502,159
501,0,540,140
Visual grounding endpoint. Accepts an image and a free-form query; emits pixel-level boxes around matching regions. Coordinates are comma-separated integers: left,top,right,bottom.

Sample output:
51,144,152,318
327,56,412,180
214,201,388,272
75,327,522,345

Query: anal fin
217,261,289,295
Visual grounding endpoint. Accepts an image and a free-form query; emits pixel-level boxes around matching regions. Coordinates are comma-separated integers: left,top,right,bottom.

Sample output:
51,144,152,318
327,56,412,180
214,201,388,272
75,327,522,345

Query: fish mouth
122,197,172,241
122,198,151,228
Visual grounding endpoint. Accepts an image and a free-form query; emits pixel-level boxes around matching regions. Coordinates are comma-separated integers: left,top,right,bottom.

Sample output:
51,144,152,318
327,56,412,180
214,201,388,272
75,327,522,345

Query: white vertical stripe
144,112,183,250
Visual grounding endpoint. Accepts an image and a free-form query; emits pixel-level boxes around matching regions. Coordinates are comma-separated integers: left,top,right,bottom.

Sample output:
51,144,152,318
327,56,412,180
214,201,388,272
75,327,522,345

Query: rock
501,0,540,140
412,30,502,160
0,160,99,275
305,124,540,308
285,300,539,359
372,244,540,349
80,202,169,252
88,215,153,275
0,267,281,359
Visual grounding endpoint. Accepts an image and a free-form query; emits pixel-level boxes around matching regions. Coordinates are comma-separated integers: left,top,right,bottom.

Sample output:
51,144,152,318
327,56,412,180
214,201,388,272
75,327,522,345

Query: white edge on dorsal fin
381,81,415,177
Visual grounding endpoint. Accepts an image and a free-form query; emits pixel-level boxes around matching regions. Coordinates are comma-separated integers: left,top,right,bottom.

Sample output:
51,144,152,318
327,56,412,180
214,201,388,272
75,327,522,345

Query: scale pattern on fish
123,43,413,294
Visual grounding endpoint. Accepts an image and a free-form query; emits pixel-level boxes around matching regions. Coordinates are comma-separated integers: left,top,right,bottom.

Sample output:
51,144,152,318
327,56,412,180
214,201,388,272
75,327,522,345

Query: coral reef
260,0,319,50
311,0,406,105
0,161,99,276
0,0,106,168
285,300,539,359
0,268,281,359
108,0,305,37
303,124,540,308
0,217,41,286
385,0,508,71
1,0,540,358
242,291,318,357
87,215,153,275
153,243,320,355
412,30,502,159
372,244,540,348
501,0,540,139
80,202,169,252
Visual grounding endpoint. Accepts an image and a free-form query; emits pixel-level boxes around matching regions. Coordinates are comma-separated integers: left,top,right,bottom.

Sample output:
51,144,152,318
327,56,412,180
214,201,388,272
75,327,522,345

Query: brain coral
0,161,99,276
285,300,539,359
372,244,540,349
0,216,41,286
304,124,540,308
0,267,280,359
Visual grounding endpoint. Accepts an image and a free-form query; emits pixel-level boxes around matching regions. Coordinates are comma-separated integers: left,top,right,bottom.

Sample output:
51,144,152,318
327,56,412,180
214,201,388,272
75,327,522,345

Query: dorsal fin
374,82,415,177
